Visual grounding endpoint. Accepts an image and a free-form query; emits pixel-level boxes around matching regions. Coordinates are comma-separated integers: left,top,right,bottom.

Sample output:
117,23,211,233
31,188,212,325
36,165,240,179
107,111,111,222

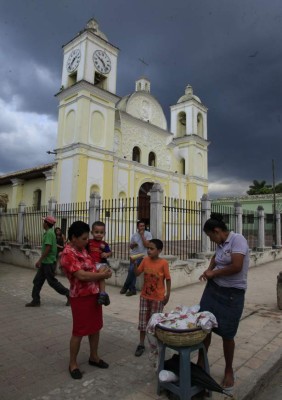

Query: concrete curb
239,348,282,400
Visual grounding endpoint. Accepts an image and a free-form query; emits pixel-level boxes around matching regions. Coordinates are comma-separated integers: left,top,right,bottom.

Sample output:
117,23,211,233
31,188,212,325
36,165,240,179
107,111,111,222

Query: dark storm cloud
0,0,281,194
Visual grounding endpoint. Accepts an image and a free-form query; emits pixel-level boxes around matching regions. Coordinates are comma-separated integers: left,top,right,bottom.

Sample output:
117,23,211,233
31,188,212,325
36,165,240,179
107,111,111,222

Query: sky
0,0,282,198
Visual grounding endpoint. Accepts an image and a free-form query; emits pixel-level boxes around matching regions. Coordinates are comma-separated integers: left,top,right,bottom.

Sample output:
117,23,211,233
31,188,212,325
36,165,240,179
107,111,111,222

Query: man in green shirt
25,216,70,307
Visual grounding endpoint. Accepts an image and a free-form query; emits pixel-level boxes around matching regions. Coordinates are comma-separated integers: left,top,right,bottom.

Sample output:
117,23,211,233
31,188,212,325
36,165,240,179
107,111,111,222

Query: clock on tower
66,49,81,73
93,50,111,74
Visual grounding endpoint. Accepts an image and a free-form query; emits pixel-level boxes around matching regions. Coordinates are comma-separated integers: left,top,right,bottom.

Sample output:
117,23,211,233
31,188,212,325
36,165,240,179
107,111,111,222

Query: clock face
93,50,111,74
66,49,81,73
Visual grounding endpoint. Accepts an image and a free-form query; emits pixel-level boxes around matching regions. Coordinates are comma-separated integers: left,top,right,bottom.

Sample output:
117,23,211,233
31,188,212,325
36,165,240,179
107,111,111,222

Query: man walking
120,219,152,296
25,216,70,307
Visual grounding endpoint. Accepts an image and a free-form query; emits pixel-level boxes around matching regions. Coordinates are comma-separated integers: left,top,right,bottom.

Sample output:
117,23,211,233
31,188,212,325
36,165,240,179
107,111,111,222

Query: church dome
116,78,167,130
177,84,201,104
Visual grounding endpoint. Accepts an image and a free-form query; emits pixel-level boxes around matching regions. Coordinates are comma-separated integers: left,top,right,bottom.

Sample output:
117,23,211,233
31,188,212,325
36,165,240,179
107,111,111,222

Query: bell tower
170,84,209,200
54,19,120,203
61,19,118,93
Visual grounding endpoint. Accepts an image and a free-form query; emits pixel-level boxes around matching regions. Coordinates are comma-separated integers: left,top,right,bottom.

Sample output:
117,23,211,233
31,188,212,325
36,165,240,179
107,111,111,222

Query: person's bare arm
199,254,216,281
134,262,143,277
100,250,112,258
139,228,151,247
36,244,51,268
163,279,171,305
200,253,244,281
73,268,112,282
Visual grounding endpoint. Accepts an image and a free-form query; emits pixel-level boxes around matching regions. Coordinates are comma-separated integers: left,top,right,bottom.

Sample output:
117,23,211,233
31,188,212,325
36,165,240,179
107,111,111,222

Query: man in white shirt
120,220,152,296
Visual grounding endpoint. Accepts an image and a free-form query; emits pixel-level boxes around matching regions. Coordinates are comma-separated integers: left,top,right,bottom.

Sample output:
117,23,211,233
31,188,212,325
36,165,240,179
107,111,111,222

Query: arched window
118,191,126,206
33,189,42,210
180,158,185,175
65,110,75,145
132,146,141,163
196,153,204,177
90,111,105,146
148,152,156,166
197,113,204,137
90,184,100,195
177,112,186,137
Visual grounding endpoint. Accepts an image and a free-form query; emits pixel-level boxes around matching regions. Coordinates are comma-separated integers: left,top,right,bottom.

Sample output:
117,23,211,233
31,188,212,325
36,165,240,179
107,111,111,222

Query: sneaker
135,344,145,357
25,301,40,307
120,287,127,294
98,293,110,306
126,290,137,296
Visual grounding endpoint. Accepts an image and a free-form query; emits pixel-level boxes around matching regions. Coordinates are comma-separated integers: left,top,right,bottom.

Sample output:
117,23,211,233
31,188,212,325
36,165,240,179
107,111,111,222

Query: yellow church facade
0,19,209,209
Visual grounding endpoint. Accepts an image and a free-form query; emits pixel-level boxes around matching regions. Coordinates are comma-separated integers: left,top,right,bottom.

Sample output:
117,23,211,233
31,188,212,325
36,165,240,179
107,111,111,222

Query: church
0,19,209,210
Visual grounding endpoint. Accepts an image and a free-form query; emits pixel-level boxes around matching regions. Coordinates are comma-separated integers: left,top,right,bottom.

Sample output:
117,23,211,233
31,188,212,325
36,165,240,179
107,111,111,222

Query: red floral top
60,244,100,298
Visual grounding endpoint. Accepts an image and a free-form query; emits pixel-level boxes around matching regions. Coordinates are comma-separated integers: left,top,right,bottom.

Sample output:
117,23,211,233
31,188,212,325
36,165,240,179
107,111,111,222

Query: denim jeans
122,257,143,293
32,263,69,303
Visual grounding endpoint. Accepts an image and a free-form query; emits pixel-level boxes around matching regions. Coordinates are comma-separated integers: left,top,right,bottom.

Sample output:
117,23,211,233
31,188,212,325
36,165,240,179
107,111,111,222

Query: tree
247,180,272,195
275,182,282,193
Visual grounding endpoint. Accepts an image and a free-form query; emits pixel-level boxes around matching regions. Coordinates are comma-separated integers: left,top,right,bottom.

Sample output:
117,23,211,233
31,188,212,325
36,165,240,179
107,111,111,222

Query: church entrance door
138,182,153,229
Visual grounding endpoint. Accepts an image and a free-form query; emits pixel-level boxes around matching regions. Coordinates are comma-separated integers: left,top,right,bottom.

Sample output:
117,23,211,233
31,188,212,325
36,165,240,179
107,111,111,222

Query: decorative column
17,201,26,244
234,202,243,234
201,194,211,252
257,206,265,250
149,183,164,239
112,160,119,199
48,197,57,217
275,211,281,247
11,179,24,208
43,169,56,204
89,193,101,228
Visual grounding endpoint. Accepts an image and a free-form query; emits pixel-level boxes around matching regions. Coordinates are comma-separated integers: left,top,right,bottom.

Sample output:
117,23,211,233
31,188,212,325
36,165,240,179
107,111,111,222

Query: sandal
88,358,109,368
69,367,82,379
135,344,145,357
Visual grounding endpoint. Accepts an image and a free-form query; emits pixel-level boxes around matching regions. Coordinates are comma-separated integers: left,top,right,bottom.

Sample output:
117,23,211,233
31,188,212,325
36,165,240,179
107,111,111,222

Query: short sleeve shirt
60,244,99,297
130,230,152,255
88,239,111,263
137,257,171,301
213,232,249,290
42,228,57,264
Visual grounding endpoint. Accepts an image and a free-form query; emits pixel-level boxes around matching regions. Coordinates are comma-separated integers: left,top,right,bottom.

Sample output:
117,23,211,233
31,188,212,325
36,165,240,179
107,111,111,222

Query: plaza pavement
0,259,282,400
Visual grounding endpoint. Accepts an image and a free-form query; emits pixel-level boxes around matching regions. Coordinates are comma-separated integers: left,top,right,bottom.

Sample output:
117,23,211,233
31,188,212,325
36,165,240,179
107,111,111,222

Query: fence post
17,201,26,244
201,194,211,252
257,206,265,249
48,197,57,217
275,211,281,247
234,202,243,234
150,183,164,239
89,193,101,228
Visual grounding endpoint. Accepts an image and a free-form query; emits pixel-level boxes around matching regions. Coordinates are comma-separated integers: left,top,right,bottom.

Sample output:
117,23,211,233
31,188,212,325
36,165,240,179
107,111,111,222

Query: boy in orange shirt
134,239,171,356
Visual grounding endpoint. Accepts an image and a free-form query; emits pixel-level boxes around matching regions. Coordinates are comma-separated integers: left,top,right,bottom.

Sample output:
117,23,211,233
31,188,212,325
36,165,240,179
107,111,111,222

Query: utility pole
272,159,277,246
